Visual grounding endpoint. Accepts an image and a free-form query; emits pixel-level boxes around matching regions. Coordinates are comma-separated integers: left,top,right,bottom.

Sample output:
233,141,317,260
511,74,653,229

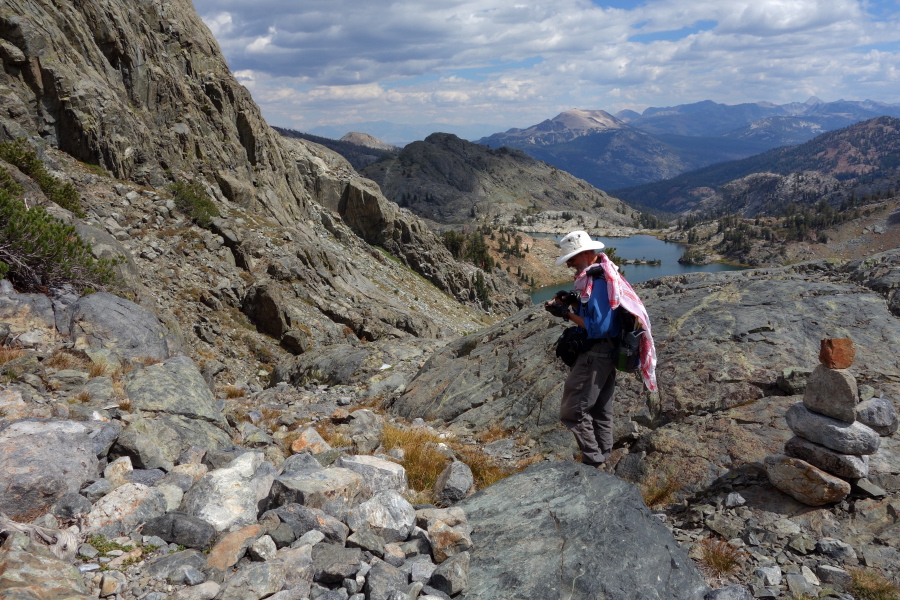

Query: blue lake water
531,234,745,304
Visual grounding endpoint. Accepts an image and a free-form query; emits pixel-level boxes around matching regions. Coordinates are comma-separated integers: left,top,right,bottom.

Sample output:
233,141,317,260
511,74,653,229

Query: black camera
554,290,579,307
544,301,570,319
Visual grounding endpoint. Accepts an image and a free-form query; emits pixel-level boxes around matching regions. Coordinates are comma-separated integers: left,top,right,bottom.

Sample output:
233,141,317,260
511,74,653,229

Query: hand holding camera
544,300,570,320
554,290,579,307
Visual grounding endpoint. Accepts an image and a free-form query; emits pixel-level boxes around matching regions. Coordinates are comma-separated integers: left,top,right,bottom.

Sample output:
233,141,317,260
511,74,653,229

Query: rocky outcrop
1,0,526,347
0,533,91,599
337,174,530,312
457,461,709,599
0,419,98,519
360,132,631,226
0,0,312,225
390,257,900,493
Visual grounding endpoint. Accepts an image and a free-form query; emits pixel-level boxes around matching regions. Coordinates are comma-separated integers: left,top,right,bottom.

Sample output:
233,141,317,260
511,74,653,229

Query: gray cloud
194,0,900,133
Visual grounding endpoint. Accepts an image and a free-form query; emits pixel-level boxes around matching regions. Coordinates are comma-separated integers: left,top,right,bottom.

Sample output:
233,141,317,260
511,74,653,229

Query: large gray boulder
70,292,180,360
0,533,91,599
180,452,274,533
114,414,232,471
345,490,416,543
124,357,224,424
336,455,408,495
84,483,168,537
456,461,709,600
0,419,98,519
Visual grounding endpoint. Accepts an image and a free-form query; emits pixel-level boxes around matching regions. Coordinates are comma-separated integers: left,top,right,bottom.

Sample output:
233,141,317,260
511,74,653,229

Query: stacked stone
766,339,886,506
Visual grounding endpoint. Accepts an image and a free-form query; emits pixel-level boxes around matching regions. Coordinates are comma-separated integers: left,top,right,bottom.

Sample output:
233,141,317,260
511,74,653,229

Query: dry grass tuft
259,406,283,432
698,538,744,578
112,380,126,399
850,568,900,600
118,398,133,412
639,466,683,509
451,444,515,489
74,391,92,404
476,423,514,444
112,362,135,379
88,361,108,378
135,356,162,367
46,349,88,371
314,422,353,448
382,424,451,499
0,347,26,365
278,430,302,456
223,385,246,399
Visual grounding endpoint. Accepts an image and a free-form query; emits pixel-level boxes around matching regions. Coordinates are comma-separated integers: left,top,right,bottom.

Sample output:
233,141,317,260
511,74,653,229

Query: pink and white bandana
574,254,658,392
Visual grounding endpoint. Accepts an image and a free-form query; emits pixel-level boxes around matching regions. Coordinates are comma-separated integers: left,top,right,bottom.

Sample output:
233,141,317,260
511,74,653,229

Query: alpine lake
530,234,745,304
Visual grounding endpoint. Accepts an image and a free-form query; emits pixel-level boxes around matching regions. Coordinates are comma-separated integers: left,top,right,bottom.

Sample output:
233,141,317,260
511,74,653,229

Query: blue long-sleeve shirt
576,284,621,340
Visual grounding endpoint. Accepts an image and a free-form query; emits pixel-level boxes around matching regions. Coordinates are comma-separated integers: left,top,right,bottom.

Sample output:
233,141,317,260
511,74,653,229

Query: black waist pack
555,327,594,367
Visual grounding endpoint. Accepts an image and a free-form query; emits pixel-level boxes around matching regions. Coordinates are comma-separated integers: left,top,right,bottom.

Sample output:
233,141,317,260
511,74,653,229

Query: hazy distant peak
804,96,824,106
340,131,397,151
552,109,624,132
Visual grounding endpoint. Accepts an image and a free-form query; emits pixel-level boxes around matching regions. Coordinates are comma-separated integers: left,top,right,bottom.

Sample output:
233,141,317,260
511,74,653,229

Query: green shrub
0,170,119,292
170,180,219,228
0,138,85,217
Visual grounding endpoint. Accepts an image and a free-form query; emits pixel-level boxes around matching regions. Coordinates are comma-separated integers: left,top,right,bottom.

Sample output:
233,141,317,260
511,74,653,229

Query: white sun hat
555,230,605,266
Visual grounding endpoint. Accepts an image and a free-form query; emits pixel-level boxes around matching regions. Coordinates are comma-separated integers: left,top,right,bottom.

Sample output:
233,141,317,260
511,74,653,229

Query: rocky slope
2,0,900,599
616,117,900,216
359,132,632,227
0,0,531,357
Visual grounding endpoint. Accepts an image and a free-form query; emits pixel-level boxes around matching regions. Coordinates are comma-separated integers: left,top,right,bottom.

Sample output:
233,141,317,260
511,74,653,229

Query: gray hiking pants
560,340,616,465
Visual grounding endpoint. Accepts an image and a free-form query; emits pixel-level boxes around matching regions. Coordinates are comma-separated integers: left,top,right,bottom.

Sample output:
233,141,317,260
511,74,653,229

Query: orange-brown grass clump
118,398,133,413
698,538,744,578
0,347,26,365
381,424,451,499
46,349,88,370
639,466,683,509
74,391,92,404
451,444,515,489
88,361,108,378
258,406,284,432
223,385,246,399
112,362,135,379
135,356,161,367
314,422,352,448
849,568,900,600
476,423,514,444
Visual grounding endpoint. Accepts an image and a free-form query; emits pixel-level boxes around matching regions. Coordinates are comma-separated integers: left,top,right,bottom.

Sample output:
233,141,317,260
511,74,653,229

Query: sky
192,0,900,138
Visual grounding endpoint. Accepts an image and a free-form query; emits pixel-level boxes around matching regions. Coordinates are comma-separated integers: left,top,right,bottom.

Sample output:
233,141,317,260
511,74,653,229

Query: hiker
545,230,658,468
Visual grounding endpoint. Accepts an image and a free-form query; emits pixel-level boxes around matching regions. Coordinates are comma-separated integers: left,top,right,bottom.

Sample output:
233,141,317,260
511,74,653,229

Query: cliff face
0,0,528,340
0,0,312,225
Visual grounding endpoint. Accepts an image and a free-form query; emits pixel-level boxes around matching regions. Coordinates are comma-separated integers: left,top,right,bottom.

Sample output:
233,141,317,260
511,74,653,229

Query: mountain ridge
614,116,900,215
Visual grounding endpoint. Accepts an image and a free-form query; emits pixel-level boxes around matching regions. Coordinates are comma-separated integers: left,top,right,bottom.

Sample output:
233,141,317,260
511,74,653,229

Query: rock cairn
766,338,898,506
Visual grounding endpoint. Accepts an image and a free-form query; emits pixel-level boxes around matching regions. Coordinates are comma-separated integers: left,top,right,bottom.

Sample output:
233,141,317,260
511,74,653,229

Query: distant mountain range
614,116,900,216
476,99,900,190
306,121,503,147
